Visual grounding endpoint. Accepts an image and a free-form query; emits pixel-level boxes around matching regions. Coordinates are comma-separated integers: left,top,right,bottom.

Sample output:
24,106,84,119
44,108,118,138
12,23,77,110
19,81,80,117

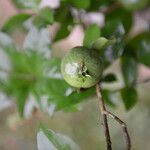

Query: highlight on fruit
61,46,103,88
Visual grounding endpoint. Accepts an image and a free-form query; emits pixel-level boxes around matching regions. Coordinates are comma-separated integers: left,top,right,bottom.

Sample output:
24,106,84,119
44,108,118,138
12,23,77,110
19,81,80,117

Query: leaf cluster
0,0,149,148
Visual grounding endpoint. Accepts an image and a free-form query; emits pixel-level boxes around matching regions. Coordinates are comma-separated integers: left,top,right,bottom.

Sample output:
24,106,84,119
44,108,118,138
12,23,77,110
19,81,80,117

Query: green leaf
92,37,108,51
101,89,116,107
102,19,125,40
136,36,150,67
4,47,46,76
54,4,73,42
117,0,149,11
101,73,117,82
83,24,100,48
121,87,138,110
30,57,94,112
37,125,80,150
88,0,113,11
16,89,29,117
1,45,94,115
121,56,138,86
45,78,95,110
63,104,80,112
105,8,133,33
33,7,54,29
23,27,51,56
68,0,90,9
1,46,49,117
54,3,69,23
54,24,70,42
101,20,125,66
126,32,150,67
1,14,31,34
12,0,41,9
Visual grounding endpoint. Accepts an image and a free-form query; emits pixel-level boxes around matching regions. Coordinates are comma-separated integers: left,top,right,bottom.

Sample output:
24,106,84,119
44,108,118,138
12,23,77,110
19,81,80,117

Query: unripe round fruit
61,46,103,88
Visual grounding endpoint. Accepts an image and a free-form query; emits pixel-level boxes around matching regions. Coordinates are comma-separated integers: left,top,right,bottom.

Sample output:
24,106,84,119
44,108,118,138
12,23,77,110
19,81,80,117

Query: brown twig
104,110,131,150
96,83,131,150
96,84,112,150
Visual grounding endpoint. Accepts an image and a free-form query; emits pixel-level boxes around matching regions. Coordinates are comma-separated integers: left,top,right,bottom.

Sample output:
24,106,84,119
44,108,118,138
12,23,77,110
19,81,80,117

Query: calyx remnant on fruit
61,46,103,88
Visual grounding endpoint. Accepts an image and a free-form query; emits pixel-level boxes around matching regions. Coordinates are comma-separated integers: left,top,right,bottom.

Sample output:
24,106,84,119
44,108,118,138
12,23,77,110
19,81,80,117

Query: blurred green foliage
0,0,150,149
37,124,80,150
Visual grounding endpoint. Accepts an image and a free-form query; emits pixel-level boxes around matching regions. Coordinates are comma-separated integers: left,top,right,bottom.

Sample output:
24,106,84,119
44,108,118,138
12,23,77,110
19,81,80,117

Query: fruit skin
61,46,103,88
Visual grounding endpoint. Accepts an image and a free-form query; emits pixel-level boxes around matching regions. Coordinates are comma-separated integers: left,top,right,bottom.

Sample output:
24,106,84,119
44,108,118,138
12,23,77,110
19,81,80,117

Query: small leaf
23,27,51,57
45,78,95,110
105,8,132,33
37,125,80,150
63,104,80,112
121,56,137,86
54,24,70,42
37,130,56,150
83,24,100,48
92,37,108,51
121,87,138,110
126,32,150,67
54,3,71,23
68,0,90,9
101,20,125,67
16,89,29,117
54,4,73,42
137,41,150,67
12,0,41,9
102,73,117,82
1,14,31,34
102,20,125,39
33,7,54,28
2,47,49,117
88,0,111,11
101,89,116,107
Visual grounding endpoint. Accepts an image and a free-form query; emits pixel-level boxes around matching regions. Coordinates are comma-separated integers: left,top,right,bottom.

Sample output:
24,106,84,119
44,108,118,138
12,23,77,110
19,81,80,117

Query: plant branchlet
96,84,131,150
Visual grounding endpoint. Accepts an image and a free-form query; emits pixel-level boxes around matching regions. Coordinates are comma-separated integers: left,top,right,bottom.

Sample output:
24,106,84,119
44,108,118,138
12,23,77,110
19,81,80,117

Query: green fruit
61,46,103,88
